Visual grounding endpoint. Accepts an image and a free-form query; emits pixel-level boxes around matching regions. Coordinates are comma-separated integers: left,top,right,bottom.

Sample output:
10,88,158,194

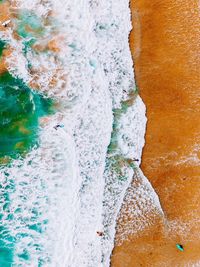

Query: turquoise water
0,168,49,266
0,4,58,265
0,31,54,265
0,71,54,265
17,10,44,40
0,6,55,163
0,71,54,162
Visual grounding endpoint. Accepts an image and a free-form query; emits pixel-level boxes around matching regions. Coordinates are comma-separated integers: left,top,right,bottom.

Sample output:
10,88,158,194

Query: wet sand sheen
111,0,200,266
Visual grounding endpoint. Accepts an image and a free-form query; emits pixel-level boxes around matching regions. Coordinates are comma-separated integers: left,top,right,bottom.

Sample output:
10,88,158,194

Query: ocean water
0,0,155,266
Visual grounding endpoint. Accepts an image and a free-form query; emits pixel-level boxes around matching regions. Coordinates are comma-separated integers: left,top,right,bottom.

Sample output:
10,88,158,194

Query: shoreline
111,0,200,266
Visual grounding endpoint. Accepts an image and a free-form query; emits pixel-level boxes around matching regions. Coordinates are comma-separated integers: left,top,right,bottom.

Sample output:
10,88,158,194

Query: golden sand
111,0,200,266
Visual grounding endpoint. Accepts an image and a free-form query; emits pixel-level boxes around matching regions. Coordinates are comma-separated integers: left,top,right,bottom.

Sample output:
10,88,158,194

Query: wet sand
111,0,200,266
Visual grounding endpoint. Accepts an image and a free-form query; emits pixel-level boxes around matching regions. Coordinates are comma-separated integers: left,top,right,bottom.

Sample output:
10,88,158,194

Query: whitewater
0,0,162,266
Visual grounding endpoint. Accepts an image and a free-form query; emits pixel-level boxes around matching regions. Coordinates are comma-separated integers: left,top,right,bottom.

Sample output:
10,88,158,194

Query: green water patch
15,9,47,58
0,63,55,265
0,71,55,162
0,40,6,57
12,10,43,69
0,8,57,266
16,9,60,50
107,88,139,180
15,9,62,71
18,249,30,261
16,10,44,40
108,88,138,155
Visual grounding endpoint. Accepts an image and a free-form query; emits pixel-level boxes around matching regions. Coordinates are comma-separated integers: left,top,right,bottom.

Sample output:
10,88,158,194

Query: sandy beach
111,0,200,266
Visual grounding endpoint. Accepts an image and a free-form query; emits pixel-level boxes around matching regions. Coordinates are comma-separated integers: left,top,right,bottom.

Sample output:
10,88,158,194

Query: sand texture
111,0,200,266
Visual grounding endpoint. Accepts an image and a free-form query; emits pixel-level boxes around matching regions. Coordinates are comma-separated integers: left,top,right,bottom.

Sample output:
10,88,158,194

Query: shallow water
0,11,55,265
0,71,54,160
